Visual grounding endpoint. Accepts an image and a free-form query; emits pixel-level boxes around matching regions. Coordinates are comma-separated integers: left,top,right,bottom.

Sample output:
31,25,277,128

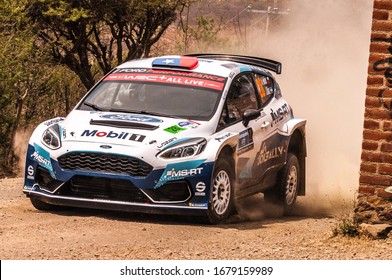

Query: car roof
117,55,234,78
116,55,280,78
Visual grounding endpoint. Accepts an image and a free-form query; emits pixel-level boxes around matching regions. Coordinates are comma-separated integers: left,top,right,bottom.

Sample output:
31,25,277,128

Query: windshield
78,69,225,121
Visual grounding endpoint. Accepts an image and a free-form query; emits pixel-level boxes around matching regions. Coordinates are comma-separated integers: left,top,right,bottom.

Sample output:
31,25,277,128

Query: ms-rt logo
81,129,146,142
164,167,203,179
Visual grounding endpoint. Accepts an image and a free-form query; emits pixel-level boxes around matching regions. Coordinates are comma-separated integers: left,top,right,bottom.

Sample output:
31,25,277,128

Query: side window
219,74,258,127
274,81,282,99
253,73,274,105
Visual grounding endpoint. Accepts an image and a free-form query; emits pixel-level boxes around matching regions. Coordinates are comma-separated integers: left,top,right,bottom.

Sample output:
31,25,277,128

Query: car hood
60,110,214,148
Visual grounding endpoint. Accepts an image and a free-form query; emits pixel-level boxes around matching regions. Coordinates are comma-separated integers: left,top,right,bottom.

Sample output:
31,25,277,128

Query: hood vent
90,119,159,130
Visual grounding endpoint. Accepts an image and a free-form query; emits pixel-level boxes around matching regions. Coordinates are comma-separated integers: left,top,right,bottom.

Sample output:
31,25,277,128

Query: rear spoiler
185,53,282,74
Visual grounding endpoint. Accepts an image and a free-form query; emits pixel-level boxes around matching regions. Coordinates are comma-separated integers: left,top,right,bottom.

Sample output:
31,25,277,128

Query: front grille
58,152,152,177
59,175,150,203
36,167,63,193
143,181,191,202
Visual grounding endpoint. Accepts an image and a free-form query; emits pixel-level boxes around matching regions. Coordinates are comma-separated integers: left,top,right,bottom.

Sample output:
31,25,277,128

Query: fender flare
284,118,307,196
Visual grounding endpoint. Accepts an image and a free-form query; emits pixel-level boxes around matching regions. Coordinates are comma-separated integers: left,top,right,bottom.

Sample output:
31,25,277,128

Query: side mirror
242,109,261,127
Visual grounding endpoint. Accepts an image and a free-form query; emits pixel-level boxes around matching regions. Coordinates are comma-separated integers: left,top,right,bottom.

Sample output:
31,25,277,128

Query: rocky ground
1,177,391,260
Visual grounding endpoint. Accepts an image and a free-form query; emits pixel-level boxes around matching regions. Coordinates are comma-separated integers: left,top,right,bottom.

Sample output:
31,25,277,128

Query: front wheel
199,157,235,224
30,197,61,211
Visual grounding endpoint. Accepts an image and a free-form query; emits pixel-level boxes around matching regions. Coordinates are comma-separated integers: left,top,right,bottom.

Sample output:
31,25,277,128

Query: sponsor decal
105,73,225,91
81,130,146,142
31,144,54,177
100,114,163,123
256,142,285,166
238,128,254,154
178,120,200,129
157,137,177,149
215,133,233,142
237,157,253,179
100,145,112,149
164,167,203,178
155,159,206,189
188,203,208,207
195,182,206,196
114,68,148,73
27,165,35,180
113,68,225,82
164,125,186,134
270,103,289,125
44,118,64,127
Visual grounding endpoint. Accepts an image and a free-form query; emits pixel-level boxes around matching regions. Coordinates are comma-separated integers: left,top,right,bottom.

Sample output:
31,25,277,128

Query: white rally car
23,54,306,224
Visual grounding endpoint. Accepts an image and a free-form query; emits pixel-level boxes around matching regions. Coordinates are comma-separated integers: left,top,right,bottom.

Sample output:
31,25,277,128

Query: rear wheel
264,153,300,214
199,157,235,224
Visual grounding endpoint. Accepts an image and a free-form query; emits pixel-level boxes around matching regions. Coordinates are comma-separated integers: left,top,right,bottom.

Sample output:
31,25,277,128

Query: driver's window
218,74,259,129
253,73,274,105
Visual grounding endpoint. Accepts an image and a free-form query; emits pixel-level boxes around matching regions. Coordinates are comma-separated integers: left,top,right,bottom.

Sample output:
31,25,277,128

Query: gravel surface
1,177,391,260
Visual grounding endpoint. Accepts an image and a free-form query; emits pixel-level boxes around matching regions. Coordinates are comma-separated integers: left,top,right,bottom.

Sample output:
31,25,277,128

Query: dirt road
1,177,391,260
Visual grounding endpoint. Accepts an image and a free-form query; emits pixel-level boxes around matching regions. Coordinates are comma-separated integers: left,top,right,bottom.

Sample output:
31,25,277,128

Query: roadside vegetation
0,0,281,177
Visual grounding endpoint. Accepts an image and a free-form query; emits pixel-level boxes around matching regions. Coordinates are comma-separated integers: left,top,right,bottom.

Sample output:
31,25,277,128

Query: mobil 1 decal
81,129,146,142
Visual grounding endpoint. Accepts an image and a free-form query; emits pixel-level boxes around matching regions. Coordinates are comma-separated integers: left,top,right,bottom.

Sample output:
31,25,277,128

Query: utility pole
247,1,290,38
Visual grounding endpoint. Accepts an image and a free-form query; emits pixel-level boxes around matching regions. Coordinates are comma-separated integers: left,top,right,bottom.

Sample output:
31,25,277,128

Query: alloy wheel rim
212,170,231,215
285,165,298,205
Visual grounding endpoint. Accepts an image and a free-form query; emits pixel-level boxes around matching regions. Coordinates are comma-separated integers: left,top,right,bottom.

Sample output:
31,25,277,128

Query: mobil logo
81,129,146,142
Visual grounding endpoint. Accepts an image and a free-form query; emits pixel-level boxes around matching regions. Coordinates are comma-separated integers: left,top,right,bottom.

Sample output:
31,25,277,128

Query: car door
216,73,272,196
250,72,289,190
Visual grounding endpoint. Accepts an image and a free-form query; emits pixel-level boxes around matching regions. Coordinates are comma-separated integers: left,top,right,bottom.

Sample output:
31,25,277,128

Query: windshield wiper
108,108,144,114
84,101,107,111
142,111,181,119
108,108,181,119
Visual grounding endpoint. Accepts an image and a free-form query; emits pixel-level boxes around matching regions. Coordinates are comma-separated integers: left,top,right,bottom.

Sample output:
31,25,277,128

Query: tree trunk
65,84,70,115
5,88,28,168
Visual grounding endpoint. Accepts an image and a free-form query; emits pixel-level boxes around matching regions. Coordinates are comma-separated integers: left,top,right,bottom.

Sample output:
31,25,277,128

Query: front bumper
24,185,208,216
24,143,213,216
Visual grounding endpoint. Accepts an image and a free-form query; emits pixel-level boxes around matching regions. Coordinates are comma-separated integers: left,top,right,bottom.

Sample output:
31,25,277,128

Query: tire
264,153,300,214
30,197,58,211
199,157,235,224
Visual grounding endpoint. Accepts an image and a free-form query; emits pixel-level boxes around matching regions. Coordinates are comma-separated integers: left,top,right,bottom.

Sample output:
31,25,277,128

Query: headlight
158,138,206,159
41,124,61,150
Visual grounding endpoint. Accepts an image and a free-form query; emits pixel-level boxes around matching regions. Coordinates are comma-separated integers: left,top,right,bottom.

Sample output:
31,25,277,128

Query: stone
359,223,392,239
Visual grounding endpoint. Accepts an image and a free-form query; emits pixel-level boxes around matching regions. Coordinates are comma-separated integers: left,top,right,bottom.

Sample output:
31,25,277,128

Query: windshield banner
105,69,226,91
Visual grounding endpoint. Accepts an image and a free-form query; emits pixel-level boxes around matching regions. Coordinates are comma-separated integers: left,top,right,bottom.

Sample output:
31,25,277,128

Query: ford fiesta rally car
23,54,306,224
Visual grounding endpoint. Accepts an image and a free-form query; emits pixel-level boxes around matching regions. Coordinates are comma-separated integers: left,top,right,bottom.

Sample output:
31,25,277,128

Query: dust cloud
14,128,34,177
11,0,374,220
232,0,374,218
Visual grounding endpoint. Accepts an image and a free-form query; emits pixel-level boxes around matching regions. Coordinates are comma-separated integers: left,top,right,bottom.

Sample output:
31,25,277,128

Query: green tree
0,0,83,176
25,0,186,89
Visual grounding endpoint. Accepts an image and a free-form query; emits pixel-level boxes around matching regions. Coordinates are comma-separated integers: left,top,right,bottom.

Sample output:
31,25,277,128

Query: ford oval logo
100,145,112,149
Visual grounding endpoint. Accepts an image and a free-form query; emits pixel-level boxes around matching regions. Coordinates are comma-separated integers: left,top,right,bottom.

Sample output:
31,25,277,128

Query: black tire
30,197,58,211
198,157,235,224
264,153,300,214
